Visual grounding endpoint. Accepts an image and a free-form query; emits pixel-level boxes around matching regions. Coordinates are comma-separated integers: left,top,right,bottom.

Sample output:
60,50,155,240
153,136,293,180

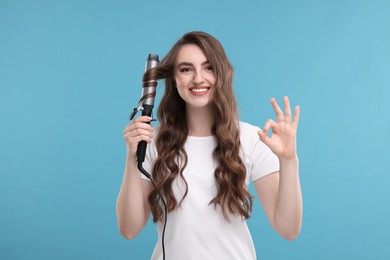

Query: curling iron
128,53,167,260
129,54,159,174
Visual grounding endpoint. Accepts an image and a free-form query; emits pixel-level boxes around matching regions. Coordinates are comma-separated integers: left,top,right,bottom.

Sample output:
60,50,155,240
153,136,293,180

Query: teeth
191,88,208,93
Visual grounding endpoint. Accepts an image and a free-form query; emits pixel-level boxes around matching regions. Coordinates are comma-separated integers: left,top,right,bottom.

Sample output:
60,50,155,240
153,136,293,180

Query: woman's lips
189,87,210,96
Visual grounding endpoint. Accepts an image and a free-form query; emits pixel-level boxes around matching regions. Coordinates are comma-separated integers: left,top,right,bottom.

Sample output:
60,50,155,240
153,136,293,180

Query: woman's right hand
123,116,154,157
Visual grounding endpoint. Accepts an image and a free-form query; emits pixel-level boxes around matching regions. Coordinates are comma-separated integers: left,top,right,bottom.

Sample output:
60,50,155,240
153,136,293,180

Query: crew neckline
187,135,215,141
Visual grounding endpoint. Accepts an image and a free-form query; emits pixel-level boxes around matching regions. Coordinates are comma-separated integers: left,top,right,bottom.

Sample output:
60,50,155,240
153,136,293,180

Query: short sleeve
239,122,280,182
250,137,280,181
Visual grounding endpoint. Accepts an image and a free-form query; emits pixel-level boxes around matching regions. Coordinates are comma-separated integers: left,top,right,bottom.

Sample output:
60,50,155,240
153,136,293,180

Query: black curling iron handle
136,104,153,164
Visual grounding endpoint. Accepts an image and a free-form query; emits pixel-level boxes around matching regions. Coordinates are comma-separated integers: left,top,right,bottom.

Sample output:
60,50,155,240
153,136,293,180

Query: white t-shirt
141,121,279,260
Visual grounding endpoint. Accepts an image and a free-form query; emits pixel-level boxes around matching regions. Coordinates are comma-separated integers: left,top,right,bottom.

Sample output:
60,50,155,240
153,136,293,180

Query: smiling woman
174,44,216,135
117,31,302,260
175,45,215,106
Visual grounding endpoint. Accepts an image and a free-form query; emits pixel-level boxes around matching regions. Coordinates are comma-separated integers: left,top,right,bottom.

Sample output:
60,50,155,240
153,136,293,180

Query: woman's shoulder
239,121,260,133
238,121,267,153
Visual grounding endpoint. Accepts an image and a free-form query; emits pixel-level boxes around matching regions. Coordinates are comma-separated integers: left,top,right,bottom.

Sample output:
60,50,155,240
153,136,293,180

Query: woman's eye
179,67,191,73
206,65,213,71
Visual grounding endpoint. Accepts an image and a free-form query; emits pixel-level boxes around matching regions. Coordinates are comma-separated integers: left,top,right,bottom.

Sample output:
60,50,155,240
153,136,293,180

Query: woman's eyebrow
176,60,210,67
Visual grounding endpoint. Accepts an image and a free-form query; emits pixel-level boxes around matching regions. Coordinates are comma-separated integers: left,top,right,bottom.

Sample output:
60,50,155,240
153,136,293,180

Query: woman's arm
255,96,302,240
254,159,302,240
116,116,154,240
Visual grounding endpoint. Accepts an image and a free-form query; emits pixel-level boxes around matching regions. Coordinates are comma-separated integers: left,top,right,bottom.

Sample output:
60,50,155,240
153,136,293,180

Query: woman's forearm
274,157,302,240
116,156,150,240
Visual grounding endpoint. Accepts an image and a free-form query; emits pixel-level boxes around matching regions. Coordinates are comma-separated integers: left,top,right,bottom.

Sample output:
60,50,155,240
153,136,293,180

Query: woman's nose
193,70,204,85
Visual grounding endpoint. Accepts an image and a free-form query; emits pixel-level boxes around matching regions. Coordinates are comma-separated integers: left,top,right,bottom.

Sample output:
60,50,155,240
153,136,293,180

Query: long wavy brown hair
143,31,252,222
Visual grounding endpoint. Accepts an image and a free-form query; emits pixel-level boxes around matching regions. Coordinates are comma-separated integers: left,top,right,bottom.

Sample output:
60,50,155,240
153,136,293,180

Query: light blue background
1,0,389,259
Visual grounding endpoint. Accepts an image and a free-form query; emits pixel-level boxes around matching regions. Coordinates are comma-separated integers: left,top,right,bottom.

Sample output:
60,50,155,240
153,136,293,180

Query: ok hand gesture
257,96,300,161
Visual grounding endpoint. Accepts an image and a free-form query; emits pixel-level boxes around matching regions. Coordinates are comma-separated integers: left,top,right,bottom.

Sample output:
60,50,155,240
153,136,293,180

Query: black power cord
138,163,167,260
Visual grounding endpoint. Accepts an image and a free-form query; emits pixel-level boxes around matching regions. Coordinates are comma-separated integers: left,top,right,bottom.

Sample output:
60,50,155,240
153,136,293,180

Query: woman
116,31,302,259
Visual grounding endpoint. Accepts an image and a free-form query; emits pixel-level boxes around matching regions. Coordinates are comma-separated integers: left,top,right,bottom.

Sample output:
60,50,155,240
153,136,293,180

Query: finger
283,96,292,122
124,116,153,131
124,132,153,145
257,129,266,141
293,105,300,127
257,129,269,140
132,116,152,123
262,119,277,136
270,97,284,122
124,121,154,133
257,130,272,147
124,128,153,138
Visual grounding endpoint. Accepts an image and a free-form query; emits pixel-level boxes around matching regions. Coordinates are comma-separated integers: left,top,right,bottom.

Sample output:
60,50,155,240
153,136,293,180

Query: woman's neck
186,105,214,137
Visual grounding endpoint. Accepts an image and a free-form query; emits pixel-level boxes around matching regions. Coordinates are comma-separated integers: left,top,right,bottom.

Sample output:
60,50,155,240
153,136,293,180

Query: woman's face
174,44,216,110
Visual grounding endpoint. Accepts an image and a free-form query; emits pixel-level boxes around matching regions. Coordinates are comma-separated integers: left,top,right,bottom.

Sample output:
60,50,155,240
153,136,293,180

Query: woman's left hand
258,96,300,161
